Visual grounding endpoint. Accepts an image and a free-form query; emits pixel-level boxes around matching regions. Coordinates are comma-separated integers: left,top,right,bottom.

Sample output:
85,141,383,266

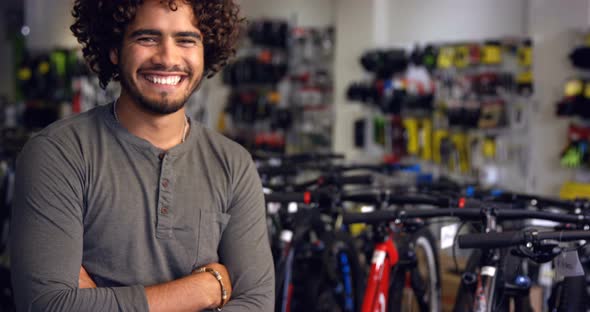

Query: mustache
139,65,192,75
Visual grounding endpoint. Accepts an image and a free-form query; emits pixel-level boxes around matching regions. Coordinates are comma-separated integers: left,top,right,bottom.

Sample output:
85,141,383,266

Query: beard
118,64,202,115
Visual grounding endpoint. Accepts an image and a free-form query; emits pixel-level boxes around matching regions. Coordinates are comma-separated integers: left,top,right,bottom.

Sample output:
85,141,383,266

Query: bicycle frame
361,233,399,312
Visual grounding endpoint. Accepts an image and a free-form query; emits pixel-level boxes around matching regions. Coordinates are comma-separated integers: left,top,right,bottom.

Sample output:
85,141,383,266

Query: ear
110,48,119,65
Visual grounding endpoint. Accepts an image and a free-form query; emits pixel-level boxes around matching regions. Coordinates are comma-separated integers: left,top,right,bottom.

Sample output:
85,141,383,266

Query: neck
114,91,189,151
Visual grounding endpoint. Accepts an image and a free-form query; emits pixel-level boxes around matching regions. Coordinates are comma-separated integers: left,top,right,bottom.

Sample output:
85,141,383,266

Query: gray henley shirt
10,103,274,311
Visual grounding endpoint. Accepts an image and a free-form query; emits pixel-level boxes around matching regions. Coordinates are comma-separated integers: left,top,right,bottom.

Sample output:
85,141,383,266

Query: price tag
481,266,497,277
280,230,294,243
538,262,554,287
287,202,298,214
555,250,585,277
267,202,281,214
440,223,459,249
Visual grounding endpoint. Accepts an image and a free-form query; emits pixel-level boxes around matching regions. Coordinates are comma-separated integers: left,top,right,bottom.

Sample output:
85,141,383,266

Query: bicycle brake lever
512,243,562,263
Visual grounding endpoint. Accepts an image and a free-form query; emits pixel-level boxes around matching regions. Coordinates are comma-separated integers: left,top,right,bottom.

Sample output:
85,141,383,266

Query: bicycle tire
289,231,364,312
389,227,441,312
453,248,534,312
453,250,481,312
552,275,588,312
321,231,365,312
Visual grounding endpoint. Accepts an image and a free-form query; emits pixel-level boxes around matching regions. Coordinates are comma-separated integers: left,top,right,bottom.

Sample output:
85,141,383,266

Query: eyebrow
129,29,202,40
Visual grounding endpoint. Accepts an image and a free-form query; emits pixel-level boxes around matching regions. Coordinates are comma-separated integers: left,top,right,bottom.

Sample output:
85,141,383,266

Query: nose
151,37,180,69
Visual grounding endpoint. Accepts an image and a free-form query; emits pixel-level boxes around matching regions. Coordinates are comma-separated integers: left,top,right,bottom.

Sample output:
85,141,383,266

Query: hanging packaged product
389,116,406,161
478,100,506,129
556,78,588,118
402,117,420,156
422,45,439,72
481,41,502,65
433,129,449,165
482,136,497,159
467,44,482,66
516,71,533,95
454,44,470,69
560,124,590,168
373,115,386,146
517,40,533,67
419,118,433,161
437,46,455,69
569,34,590,70
354,118,366,148
560,181,590,199
450,132,470,173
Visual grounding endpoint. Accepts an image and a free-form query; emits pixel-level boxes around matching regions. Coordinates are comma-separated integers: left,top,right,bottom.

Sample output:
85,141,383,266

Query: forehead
128,0,199,31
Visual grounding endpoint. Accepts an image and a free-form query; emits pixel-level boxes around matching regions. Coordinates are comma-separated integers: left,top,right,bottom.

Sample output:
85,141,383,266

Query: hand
193,263,233,308
79,266,97,289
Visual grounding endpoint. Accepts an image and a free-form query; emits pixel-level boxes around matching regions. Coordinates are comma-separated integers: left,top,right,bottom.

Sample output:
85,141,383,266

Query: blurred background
3,0,590,310
4,0,590,196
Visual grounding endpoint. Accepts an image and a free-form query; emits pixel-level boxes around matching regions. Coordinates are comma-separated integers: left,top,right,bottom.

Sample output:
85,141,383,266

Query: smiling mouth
142,74,187,86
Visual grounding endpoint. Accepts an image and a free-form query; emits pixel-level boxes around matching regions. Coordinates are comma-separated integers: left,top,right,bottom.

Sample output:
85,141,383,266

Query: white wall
387,0,528,45
528,0,590,37
332,0,378,159
237,0,335,27
525,0,590,195
25,0,76,51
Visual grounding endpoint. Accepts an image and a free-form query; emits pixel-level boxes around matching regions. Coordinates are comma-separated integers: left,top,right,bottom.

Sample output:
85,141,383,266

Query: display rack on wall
346,37,534,190
219,18,335,155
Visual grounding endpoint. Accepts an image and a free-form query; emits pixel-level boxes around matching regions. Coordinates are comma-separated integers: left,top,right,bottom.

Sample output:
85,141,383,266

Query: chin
138,96,187,115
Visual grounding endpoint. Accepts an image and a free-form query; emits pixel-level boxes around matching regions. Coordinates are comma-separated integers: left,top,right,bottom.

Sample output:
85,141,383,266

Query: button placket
156,154,174,239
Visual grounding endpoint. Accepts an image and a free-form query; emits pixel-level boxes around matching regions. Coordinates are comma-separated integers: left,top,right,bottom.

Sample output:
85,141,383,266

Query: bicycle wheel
321,231,365,312
453,249,533,312
290,231,364,312
548,275,589,312
452,249,481,312
389,227,441,312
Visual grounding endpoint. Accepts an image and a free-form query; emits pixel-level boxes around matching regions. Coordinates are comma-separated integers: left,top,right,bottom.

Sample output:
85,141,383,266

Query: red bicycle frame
361,232,399,312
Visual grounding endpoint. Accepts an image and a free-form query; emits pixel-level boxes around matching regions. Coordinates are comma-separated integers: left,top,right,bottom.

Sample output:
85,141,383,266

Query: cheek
121,46,151,73
188,49,205,72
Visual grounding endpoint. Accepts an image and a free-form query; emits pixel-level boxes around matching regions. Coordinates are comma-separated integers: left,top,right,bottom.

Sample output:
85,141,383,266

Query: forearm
221,278,274,312
14,285,147,312
145,272,218,312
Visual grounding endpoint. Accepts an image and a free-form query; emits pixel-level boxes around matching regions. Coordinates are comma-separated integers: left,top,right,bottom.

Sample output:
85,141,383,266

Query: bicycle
341,200,590,312
458,229,590,311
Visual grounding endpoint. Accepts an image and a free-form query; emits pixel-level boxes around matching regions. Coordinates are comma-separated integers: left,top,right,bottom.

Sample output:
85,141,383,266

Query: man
10,0,274,311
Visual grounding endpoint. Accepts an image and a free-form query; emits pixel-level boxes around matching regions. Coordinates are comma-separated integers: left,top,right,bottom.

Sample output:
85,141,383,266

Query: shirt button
162,179,169,188
158,153,166,160
160,207,169,215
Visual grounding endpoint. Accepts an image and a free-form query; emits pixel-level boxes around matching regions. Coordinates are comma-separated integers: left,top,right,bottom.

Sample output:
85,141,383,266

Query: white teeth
146,75,181,85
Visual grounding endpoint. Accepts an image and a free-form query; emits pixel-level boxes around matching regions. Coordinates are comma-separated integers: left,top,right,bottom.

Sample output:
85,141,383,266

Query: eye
137,37,157,44
178,39,198,46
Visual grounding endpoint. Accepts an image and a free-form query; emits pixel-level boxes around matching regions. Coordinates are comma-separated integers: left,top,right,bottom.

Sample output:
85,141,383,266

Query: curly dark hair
70,0,244,89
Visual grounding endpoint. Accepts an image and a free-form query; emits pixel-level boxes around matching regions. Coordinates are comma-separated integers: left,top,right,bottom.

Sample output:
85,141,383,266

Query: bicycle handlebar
254,152,345,163
492,192,577,210
458,230,590,249
258,166,298,177
338,174,374,185
342,208,590,226
265,192,311,204
304,163,419,173
341,193,450,207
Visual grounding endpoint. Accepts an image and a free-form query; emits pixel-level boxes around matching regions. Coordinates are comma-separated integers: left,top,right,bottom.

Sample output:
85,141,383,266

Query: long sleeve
218,153,275,311
10,135,149,312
